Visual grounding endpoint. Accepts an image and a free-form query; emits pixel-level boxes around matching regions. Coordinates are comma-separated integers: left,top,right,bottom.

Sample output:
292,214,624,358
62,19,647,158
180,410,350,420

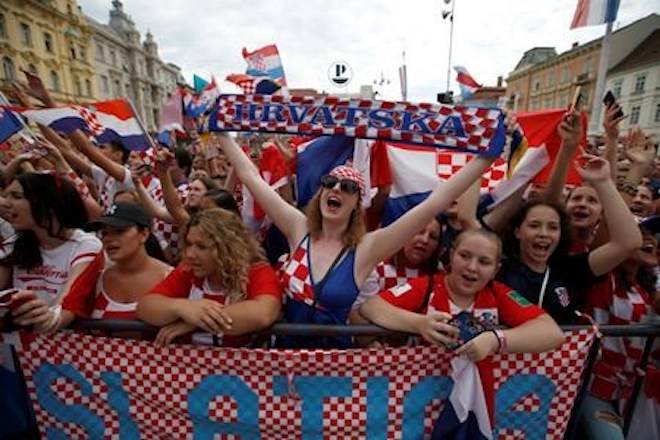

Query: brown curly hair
181,208,265,304
305,189,366,247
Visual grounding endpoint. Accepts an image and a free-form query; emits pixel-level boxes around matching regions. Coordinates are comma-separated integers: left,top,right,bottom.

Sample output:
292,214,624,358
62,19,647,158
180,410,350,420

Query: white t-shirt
12,229,103,306
91,164,134,212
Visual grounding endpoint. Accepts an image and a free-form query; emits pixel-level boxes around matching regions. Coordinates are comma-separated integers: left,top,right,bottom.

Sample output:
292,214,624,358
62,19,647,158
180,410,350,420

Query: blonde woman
217,133,498,348
136,208,281,346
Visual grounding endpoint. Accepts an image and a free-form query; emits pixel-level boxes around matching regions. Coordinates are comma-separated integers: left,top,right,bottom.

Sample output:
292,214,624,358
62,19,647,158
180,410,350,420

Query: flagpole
589,20,613,134
127,99,157,150
445,0,456,92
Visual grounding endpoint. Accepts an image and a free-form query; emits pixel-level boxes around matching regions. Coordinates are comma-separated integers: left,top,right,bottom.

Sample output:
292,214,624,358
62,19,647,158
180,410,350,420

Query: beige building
88,0,186,131
0,0,97,103
506,14,660,122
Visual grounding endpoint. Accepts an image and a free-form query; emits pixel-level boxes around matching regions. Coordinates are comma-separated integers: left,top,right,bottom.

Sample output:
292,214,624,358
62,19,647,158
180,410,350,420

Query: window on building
558,93,568,108
74,77,82,96
101,75,109,94
70,44,77,59
85,79,92,97
2,57,15,80
547,73,555,88
583,56,592,74
20,23,32,47
633,74,646,94
0,14,7,39
561,66,570,83
613,80,623,98
110,50,116,66
96,43,105,62
630,105,641,125
50,71,60,91
27,63,37,75
655,103,660,123
113,80,121,96
79,45,86,61
534,80,540,92
44,33,53,53
582,88,590,106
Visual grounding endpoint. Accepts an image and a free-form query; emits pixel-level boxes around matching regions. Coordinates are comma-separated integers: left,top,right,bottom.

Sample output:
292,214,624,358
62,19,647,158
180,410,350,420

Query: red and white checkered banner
9,328,595,439
205,94,507,156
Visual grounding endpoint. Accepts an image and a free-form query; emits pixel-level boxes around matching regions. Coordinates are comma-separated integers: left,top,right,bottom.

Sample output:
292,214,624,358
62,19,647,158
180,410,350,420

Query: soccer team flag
454,66,481,100
570,0,621,29
242,44,287,86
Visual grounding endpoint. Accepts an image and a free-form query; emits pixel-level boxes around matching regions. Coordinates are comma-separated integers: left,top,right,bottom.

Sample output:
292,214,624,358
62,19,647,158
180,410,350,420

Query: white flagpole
126,99,157,150
589,20,613,134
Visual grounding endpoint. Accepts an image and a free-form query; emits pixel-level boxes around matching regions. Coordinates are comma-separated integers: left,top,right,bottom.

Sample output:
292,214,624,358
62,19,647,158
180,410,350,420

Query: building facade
89,0,185,131
604,29,660,140
0,0,97,103
506,14,660,124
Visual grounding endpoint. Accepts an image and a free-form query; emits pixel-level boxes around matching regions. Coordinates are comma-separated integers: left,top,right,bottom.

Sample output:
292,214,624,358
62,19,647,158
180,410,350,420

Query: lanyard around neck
537,267,550,307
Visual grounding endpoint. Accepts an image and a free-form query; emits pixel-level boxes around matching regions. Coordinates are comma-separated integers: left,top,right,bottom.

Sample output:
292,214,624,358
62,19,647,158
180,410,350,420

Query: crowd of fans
0,82,659,439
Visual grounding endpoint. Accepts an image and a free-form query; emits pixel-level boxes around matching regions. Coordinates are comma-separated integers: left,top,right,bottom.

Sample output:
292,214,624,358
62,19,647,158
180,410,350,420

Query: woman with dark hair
217,132,497,348
71,203,172,320
498,154,641,323
199,188,241,215
137,208,281,346
1,172,103,332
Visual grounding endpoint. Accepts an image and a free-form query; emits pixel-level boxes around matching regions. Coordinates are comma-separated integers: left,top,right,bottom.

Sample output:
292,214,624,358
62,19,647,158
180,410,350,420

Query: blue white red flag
18,99,151,151
454,66,481,99
157,90,184,147
295,136,371,208
184,78,220,118
225,74,282,95
0,107,24,144
570,0,620,29
242,44,287,86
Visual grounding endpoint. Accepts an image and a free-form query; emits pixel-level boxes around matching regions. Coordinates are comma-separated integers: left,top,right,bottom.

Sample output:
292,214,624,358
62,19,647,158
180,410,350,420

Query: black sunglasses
320,175,360,195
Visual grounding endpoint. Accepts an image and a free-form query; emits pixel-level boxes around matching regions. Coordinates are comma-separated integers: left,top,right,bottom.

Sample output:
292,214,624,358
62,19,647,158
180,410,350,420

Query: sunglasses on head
320,175,360,195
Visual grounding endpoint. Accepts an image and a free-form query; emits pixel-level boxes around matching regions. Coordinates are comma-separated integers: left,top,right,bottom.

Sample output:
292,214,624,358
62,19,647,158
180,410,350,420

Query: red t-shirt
151,261,281,346
380,273,545,328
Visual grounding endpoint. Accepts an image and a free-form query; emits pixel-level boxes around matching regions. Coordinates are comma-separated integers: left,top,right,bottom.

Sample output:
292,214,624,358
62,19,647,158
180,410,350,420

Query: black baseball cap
86,202,151,230
638,215,660,233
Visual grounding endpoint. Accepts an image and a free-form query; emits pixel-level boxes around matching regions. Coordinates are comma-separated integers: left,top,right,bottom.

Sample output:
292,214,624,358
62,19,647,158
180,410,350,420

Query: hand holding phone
445,311,493,350
603,90,625,119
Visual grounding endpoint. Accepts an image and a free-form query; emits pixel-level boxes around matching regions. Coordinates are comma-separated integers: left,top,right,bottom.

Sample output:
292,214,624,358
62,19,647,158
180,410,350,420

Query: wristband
492,329,507,354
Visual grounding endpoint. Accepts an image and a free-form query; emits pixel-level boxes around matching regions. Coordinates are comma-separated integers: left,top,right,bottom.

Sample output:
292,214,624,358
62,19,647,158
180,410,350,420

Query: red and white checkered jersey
151,181,190,261
12,229,103,305
61,170,91,200
375,261,422,291
151,262,281,346
90,275,138,320
584,272,651,403
90,164,133,212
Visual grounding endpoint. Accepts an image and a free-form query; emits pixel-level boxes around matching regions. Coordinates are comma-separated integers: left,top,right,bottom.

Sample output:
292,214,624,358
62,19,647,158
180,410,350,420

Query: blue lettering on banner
343,107,367,127
401,377,453,439
308,106,336,126
102,372,140,440
287,105,312,124
436,116,467,137
188,375,260,440
366,377,389,440
247,103,260,121
495,374,555,440
260,104,286,123
33,363,105,440
368,109,396,129
400,112,433,134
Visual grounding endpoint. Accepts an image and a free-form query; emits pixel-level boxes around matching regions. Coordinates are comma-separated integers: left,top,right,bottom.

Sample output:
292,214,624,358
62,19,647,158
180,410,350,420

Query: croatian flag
185,78,220,118
454,66,481,100
157,90,184,147
570,0,620,29
0,107,24,143
242,44,287,86
226,74,282,95
296,136,371,208
19,99,151,151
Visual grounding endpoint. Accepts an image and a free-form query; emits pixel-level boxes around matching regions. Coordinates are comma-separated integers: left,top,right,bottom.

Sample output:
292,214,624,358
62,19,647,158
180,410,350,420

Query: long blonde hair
304,190,366,247
182,208,265,304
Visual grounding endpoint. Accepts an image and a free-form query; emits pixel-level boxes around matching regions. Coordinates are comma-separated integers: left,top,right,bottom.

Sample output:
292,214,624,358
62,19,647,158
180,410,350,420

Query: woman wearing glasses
217,134,498,348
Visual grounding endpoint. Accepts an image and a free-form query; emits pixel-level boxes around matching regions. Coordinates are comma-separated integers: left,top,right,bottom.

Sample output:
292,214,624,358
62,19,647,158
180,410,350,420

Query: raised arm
39,125,92,176
602,103,625,181
69,129,128,183
356,155,496,283
155,150,190,225
131,174,175,223
581,155,642,276
217,133,306,243
542,110,581,205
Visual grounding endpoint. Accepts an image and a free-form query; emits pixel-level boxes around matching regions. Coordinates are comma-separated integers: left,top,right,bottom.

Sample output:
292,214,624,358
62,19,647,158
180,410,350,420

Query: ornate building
88,0,185,131
0,0,97,103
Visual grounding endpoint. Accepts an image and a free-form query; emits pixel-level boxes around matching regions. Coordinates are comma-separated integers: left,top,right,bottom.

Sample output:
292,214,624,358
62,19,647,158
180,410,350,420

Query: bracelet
44,305,62,332
491,329,508,354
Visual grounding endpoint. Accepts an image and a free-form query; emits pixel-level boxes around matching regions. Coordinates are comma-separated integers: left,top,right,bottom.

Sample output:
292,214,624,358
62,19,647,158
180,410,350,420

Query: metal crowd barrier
5,321,660,440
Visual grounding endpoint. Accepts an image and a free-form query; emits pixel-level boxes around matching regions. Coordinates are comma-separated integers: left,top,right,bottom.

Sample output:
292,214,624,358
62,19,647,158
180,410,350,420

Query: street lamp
373,71,391,99
442,0,456,95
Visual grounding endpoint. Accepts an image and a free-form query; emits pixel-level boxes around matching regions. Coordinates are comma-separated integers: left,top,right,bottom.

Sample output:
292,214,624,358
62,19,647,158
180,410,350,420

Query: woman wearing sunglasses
217,133,498,348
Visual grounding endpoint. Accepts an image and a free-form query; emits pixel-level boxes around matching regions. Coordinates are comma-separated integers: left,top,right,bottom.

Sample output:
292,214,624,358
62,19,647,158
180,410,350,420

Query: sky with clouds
79,0,659,102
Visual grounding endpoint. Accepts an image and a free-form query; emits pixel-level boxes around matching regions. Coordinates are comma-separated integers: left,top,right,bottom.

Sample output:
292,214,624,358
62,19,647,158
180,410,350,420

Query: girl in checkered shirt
217,133,498,348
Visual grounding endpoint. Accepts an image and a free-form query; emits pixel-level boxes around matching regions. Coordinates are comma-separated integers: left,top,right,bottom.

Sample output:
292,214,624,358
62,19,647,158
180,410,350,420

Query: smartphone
603,90,625,119
444,311,491,350
570,86,583,113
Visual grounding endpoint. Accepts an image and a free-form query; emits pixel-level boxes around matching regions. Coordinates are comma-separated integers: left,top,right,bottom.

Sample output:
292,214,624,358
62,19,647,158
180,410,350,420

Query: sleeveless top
278,235,360,348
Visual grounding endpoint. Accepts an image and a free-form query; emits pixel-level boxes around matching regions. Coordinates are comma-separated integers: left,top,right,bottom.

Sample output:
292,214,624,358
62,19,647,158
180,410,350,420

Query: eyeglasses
320,175,360,195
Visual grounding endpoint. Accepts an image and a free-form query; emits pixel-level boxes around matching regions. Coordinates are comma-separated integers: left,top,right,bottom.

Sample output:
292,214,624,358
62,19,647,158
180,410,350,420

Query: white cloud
79,0,659,102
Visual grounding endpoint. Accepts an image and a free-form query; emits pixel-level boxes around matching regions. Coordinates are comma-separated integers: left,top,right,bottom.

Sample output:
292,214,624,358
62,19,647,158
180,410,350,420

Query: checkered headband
328,165,366,198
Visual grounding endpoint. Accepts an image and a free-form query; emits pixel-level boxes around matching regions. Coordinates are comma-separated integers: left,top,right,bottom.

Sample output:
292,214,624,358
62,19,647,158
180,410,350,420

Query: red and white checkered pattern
149,181,190,260
278,237,316,307
492,328,596,440
75,106,104,137
375,261,421,290
14,329,596,439
329,165,367,197
209,95,505,154
437,152,507,193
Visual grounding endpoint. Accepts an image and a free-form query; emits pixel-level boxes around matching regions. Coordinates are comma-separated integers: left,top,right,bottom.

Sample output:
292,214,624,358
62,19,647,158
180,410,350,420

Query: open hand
603,103,626,140
624,127,655,167
415,311,460,347
577,153,611,183
557,110,582,149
